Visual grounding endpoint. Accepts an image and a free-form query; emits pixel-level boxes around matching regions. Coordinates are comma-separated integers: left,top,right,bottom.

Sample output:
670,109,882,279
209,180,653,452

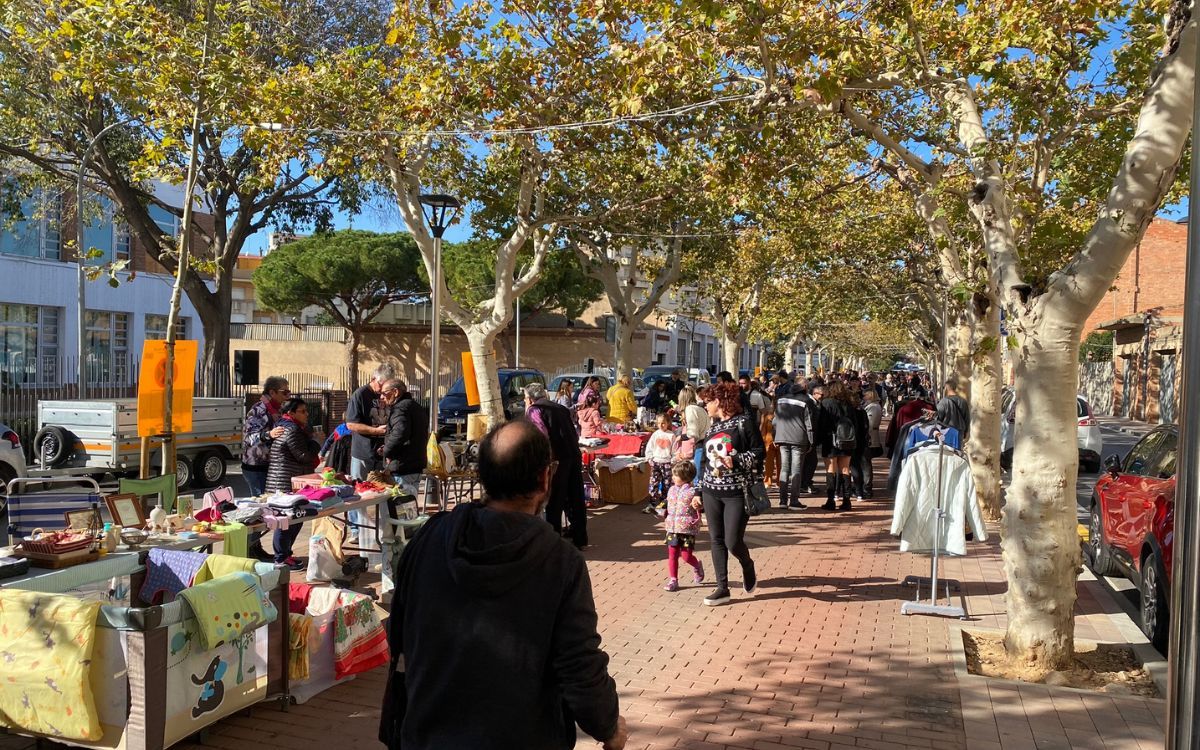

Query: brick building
1086,217,1187,423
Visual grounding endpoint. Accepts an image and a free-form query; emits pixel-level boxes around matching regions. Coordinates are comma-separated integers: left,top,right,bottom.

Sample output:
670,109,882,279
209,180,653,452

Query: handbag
742,479,771,516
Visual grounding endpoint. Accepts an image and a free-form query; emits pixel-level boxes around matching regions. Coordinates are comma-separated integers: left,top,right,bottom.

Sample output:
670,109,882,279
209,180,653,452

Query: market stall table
581,432,651,463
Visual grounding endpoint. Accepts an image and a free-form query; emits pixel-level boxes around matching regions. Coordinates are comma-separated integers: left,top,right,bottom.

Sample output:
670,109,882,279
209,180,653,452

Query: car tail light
1,430,19,450
1079,417,1096,427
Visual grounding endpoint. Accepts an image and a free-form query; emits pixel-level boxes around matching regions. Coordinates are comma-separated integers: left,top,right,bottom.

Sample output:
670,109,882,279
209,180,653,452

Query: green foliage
254,230,425,327
1079,330,1114,362
438,240,603,323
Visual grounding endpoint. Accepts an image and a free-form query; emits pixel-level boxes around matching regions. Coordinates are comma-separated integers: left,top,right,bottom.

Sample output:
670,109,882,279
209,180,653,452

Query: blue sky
241,195,474,254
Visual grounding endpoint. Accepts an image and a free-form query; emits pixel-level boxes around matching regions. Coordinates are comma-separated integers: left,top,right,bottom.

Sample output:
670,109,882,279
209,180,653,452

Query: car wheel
1140,551,1170,653
1088,503,1120,576
193,450,227,487
0,463,14,500
174,455,193,489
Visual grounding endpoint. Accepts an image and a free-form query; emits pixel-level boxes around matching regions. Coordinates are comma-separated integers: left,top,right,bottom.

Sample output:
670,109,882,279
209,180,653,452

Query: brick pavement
3,458,1166,750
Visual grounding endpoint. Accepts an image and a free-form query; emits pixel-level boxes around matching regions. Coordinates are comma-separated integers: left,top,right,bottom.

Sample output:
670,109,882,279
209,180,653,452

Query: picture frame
105,493,147,529
176,493,194,519
64,507,102,531
398,500,420,521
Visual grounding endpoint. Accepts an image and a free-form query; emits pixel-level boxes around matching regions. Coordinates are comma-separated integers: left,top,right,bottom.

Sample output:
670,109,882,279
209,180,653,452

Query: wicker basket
21,528,95,555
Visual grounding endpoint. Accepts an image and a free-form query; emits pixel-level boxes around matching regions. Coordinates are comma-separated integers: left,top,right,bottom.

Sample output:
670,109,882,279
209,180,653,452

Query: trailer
31,398,244,489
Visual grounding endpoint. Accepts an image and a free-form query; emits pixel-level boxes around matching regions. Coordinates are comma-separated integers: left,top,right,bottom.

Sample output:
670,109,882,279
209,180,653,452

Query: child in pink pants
662,460,705,592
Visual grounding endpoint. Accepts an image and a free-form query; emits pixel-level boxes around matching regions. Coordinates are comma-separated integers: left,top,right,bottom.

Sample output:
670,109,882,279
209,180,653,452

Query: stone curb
947,622,1166,701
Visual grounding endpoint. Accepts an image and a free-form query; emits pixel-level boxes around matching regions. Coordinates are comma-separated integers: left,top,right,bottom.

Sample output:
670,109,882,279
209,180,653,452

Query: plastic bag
426,433,446,477
306,535,344,582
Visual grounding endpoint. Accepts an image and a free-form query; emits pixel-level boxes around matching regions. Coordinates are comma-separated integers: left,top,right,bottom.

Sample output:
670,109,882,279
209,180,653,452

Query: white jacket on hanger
891,444,988,555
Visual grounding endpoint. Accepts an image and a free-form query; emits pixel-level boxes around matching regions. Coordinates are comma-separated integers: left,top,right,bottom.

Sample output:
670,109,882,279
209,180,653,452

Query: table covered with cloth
581,432,651,464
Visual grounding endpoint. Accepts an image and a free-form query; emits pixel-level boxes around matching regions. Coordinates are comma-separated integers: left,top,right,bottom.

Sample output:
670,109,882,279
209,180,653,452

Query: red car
1088,425,1177,651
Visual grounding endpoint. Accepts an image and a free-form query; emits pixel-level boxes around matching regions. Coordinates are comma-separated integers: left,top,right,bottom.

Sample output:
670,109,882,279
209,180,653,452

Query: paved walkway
4,459,1166,750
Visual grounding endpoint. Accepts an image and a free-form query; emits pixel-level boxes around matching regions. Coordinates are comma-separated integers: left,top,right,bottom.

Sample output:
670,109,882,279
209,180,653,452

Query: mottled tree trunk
967,291,1003,520
614,318,637,380
1001,312,1083,670
466,327,505,425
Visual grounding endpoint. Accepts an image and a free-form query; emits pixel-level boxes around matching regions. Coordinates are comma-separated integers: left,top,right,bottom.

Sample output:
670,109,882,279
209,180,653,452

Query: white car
0,422,28,496
1000,390,1103,473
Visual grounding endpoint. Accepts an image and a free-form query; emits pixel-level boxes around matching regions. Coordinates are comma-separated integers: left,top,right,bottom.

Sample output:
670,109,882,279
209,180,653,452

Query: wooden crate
596,463,651,505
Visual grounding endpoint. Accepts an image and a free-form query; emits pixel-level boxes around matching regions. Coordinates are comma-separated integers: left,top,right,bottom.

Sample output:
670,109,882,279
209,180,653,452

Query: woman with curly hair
697,381,763,606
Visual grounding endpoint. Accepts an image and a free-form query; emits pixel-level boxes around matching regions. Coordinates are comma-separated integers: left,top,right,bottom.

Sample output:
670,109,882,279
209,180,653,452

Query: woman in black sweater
697,382,764,606
820,381,858,511
266,398,320,569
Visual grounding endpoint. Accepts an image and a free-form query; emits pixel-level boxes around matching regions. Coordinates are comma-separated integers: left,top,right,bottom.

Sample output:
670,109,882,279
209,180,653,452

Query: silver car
1000,390,1103,473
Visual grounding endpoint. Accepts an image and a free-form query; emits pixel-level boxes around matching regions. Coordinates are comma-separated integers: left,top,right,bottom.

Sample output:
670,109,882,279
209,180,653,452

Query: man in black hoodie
381,419,627,750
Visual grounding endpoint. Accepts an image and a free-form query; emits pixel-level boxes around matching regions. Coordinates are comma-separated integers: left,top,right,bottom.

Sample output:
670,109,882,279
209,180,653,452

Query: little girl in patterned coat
663,460,705,592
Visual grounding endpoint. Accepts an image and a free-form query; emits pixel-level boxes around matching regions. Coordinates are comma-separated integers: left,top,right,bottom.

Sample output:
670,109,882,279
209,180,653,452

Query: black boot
787,477,806,509
822,473,837,510
839,475,852,511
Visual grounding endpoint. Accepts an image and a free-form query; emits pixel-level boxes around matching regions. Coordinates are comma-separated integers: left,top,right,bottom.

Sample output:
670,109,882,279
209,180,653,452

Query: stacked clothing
267,492,309,510
298,486,345,511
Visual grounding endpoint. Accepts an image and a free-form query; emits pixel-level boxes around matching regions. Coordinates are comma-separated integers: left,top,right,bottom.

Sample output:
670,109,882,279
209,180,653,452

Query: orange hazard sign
137,340,197,437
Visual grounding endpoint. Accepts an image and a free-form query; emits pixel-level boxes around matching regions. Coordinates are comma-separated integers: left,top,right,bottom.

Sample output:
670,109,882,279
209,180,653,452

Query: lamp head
419,193,462,238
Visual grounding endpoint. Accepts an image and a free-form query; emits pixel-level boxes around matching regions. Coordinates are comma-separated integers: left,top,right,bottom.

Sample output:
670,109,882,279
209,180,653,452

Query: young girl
663,460,705,592
644,413,678,514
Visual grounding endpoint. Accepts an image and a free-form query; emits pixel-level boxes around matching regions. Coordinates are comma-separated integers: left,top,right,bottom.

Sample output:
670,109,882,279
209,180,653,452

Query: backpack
833,414,857,450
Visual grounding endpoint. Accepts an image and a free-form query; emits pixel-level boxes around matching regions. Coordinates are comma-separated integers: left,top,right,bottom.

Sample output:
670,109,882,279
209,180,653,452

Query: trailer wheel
33,426,74,467
194,450,227,487
174,455,193,489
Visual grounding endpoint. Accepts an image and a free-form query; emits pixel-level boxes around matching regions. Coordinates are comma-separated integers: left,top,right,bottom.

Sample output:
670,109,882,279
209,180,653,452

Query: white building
0,182,204,386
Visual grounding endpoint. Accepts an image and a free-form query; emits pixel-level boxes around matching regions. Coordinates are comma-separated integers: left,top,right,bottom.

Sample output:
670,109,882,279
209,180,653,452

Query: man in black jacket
380,419,627,750
798,379,824,495
380,379,428,497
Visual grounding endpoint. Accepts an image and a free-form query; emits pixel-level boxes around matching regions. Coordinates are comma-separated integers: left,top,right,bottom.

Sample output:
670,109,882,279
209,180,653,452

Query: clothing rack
900,432,968,620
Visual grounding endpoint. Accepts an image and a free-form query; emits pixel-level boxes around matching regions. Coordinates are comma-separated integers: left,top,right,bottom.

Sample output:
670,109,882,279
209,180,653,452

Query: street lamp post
1165,29,1200,749
419,193,461,436
75,120,134,398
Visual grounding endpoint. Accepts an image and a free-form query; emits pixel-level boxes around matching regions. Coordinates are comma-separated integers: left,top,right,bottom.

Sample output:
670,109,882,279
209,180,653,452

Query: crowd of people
233,364,964,749
378,364,969,750
238,364,430,569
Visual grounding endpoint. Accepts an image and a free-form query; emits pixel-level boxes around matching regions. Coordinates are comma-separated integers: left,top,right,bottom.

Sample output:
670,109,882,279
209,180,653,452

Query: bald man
381,419,627,750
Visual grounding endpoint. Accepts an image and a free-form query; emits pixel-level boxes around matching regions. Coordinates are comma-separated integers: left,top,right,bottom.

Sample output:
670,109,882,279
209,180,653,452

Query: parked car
1000,390,1103,472
0,422,26,496
641,366,713,389
1087,424,1177,651
437,368,546,436
631,377,648,401
548,373,612,414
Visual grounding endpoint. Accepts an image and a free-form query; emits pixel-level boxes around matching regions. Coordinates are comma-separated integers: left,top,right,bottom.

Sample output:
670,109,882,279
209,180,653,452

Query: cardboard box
596,462,651,505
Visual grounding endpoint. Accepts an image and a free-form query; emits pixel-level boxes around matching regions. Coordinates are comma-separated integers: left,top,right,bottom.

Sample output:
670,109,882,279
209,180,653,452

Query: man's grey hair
524,382,547,401
373,363,396,383
263,375,288,394
382,378,406,395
